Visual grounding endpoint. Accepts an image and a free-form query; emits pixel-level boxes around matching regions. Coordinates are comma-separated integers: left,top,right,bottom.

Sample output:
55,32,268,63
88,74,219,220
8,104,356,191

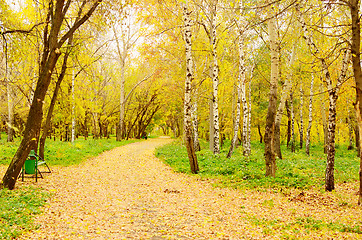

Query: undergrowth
0,136,139,166
0,186,49,240
156,139,360,190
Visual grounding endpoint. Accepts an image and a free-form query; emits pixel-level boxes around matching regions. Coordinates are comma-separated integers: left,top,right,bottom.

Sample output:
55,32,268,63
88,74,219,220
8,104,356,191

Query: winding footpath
16,138,362,239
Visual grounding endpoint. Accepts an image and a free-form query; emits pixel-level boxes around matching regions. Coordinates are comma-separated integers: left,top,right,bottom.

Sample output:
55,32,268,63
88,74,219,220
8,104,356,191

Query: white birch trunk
305,74,314,155
211,3,220,155
298,6,350,190
227,75,242,158
228,3,246,157
246,69,253,155
192,89,200,152
71,67,76,143
182,2,199,173
241,67,248,156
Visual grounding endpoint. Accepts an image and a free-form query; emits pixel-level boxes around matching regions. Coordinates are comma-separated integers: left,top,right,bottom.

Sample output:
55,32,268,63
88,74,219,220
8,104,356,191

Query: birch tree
297,3,350,191
227,0,247,158
305,74,314,155
210,0,220,155
182,1,199,174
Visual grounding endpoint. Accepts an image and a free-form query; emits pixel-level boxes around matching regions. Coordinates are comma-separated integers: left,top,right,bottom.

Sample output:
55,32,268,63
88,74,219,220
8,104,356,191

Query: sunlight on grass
0,186,49,240
156,139,360,190
0,136,140,166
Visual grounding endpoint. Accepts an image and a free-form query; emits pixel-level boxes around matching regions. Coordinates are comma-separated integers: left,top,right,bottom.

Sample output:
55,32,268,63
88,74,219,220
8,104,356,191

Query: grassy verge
155,139,360,190
0,136,140,166
0,186,49,240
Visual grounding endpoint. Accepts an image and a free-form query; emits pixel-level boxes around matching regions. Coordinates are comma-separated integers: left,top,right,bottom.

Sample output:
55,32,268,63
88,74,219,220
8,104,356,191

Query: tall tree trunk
324,50,350,191
117,52,126,141
264,14,278,177
290,93,296,153
182,2,200,173
192,90,201,152
305,74,314,155
286,100,291,147
245,66,254,156
274,43,296,159
320,83,328,153
348,114,354,150
209,97,214,151
39,24,76,158
71,67,76,143
228,13,246,157
350,0,362,204
1,0,102,190
258,124,263,143
299,85,304,149
227,77,242,158
3,38,14,142
298,5,350,191
6,74,14,142
211,1,220,155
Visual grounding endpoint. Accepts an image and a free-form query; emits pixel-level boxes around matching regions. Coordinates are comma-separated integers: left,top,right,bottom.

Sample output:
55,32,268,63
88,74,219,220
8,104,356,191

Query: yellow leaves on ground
7,139,361,239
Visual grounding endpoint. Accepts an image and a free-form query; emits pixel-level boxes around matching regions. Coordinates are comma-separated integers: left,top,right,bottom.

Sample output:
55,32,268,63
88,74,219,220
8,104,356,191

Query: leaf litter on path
5,138,361,239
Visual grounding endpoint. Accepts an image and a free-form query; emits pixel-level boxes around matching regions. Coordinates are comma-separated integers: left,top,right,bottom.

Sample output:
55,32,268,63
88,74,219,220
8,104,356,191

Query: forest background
0,0,362,202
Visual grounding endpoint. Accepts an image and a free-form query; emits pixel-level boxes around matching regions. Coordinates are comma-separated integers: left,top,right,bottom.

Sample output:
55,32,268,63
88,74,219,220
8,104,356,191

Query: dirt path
15,138,362,239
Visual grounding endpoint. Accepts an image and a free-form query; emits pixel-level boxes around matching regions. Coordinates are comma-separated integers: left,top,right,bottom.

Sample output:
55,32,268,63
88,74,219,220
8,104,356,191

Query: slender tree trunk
348,114,354,150
211,2,220,155
40,30,75,158
324,50,349,191
298,5,349,191
192,91,201,152
286,100,291,147
71,66,76,143
290,93,296,153
6,75,14,142
264,15,278,177
209,97,214,151
228,19,245,157
227,78,242,158
300,85,304,149
274,43,296,158
350,0,362,204
245,66,253,155
117,56,126,141
305,74,314,155
320,83,328,153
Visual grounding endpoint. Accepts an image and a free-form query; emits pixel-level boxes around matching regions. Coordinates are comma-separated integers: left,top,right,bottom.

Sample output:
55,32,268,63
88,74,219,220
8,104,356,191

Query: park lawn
0,186,49,240
0,135,140,239
0,135,140,166
156,139,360,191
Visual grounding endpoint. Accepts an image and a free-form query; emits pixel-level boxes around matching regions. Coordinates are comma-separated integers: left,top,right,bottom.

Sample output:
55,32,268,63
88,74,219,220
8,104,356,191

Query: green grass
0,186,49,240
0,136,140,166
156,139,360,190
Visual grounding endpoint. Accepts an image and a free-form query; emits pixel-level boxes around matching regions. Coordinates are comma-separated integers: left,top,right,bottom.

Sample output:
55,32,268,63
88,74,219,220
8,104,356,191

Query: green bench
20,150,51,182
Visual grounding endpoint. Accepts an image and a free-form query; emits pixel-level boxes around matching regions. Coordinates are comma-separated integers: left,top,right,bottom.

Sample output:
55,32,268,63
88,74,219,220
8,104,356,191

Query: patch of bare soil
2,138,361,239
